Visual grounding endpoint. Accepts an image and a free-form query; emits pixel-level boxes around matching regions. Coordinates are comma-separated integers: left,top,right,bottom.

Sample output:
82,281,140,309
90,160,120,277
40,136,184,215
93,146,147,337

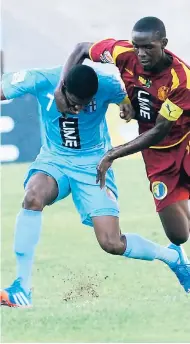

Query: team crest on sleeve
157,86,169,101
11,71,27,85
152,181,168,200
100,51,114,64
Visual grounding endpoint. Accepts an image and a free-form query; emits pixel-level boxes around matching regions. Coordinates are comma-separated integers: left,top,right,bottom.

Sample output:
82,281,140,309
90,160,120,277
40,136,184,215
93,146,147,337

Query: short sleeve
1,70,47,99
89,38,135,74
89,39,116,63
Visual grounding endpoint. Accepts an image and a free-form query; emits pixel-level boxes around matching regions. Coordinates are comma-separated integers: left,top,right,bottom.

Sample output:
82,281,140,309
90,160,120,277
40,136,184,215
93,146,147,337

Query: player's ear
161,38,168,49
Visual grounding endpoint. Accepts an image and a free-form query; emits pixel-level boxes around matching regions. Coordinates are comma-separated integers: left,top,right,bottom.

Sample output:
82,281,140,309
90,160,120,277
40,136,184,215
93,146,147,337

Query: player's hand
96,154,113,189
119,103,135,122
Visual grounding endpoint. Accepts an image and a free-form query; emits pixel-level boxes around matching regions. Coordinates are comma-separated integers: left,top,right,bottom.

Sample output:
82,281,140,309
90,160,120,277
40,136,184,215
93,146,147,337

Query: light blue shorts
24,150,119,227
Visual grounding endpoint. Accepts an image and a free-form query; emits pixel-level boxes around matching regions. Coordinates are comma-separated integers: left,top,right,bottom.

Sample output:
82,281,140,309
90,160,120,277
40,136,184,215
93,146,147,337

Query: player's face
132,31,167,71
55,85,93,115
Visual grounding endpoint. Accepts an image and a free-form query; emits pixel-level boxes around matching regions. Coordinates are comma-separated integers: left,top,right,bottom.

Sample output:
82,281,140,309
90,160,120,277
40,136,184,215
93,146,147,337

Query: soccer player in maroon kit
56,16,190,292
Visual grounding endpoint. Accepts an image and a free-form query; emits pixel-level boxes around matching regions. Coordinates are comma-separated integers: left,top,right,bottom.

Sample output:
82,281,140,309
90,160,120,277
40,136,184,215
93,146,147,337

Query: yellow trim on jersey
181,62,190,89
138,76,147,86
159,98,183,121
150,131,190,149
171,68,180,91
112,46,134,64
125,68,134,76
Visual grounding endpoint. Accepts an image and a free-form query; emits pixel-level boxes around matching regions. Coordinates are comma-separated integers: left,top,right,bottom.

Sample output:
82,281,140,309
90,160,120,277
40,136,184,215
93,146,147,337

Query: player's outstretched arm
96,114,173,188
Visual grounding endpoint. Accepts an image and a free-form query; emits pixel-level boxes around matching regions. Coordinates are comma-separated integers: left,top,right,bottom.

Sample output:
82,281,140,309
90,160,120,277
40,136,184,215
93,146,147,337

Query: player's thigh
24,165,71,207
24,172,59,206
70,177,119,227
158,199,190,243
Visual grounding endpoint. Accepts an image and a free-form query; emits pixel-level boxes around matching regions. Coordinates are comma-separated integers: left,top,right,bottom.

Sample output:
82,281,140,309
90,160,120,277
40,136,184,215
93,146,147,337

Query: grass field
1,160,190,343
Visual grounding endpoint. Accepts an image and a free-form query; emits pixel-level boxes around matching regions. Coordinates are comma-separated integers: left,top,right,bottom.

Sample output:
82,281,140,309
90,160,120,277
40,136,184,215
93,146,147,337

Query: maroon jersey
89,39,190,149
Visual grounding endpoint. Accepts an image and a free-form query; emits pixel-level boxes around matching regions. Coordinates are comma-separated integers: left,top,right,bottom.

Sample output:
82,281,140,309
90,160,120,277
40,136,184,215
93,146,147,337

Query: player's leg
159,199,190,245
148,136,190,245
159,143,190,244
142,142,190,292
158,199,190,292
71,175,180,274
92,214,179,264
23,172,58,210
1,172,58,307
92,207,189,292
1,161,71,307
71,159,190,292
14,172,58,292
92,215,125,254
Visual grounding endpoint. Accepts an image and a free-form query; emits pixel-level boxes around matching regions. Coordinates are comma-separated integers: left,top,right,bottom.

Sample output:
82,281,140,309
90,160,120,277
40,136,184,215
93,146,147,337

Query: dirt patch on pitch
61,272,110,302
63,281,99,302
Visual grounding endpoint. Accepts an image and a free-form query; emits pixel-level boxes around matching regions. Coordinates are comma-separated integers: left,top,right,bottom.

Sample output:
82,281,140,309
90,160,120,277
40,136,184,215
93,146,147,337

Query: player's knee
98,237,121,255
167,230,189,245
23,188,45,211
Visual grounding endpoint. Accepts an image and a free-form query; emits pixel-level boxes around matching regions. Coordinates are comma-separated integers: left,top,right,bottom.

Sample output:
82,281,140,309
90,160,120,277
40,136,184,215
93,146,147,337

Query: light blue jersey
2,66,126,155
2,67,126,226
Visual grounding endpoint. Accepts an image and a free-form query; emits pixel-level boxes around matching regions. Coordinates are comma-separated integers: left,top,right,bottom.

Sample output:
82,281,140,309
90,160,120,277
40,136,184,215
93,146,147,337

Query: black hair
133,16,166,39
64,65,98,99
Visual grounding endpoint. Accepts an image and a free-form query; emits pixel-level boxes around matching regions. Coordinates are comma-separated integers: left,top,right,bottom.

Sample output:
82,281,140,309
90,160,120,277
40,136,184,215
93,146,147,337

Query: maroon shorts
142,134,190,212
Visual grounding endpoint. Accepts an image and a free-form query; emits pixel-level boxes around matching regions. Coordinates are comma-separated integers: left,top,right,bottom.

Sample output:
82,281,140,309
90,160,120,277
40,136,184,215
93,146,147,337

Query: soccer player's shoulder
94,66,122,91
168,51,190,88
33,65,62,88
112,40,135,62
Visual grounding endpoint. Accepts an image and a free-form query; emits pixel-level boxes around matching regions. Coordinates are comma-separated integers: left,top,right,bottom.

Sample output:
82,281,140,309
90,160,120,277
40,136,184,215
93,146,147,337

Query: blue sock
14,209,42,294
123,233,179,266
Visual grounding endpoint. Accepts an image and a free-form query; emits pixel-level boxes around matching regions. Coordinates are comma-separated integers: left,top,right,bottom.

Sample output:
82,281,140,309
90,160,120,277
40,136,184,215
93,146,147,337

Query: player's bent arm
106,114,173,160
107,88,188,160
61,42,93,82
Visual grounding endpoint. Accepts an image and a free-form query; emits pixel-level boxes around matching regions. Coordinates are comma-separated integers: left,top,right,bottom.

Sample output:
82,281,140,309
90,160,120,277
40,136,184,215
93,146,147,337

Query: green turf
1,160,190,343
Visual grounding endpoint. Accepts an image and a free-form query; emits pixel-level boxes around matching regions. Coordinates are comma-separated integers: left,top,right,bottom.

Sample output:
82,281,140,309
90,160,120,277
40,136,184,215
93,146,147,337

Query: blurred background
2,0,190,70
1,0,190,163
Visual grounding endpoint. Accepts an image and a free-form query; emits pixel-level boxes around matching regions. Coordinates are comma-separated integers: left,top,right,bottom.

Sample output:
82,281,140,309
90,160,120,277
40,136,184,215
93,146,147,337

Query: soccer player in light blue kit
1,65,188,308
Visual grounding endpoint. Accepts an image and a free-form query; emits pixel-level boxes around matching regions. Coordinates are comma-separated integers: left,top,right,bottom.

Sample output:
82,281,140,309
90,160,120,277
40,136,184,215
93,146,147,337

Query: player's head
132,16,168,71
56,65,98,115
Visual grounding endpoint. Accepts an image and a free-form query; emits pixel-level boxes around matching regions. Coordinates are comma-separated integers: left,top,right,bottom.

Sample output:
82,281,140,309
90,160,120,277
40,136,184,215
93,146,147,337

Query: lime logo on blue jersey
152,181,168,200
59,117,81,149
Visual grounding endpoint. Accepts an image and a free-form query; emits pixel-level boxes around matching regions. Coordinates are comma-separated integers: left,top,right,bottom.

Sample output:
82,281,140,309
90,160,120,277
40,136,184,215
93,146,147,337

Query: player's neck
149,52,173,74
